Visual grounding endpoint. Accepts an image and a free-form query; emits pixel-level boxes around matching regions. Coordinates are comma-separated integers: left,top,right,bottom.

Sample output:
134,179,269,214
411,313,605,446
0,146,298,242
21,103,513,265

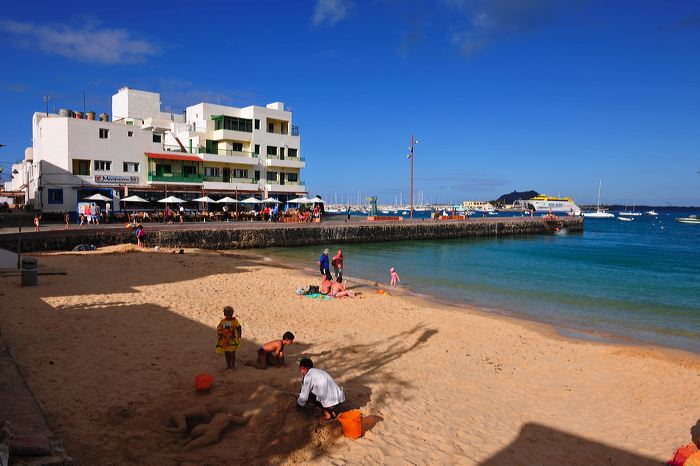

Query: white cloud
0,20,159,64
445,0,579,56
313,0,350,26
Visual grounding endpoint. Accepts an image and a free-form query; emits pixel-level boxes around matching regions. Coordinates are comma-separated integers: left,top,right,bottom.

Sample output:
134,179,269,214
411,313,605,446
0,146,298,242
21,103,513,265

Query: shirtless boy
256,331,295,369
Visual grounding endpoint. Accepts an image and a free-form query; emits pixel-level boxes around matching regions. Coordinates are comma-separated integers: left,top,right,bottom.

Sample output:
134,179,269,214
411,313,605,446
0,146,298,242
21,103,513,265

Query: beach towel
305,293,334,300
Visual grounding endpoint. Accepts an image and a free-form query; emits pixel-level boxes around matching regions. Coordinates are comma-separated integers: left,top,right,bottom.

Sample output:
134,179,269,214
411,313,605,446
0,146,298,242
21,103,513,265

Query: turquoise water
267,211,700,353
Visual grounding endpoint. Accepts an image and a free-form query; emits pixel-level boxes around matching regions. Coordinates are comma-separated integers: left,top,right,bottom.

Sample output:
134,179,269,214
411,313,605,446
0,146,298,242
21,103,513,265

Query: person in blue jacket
318,248,331,280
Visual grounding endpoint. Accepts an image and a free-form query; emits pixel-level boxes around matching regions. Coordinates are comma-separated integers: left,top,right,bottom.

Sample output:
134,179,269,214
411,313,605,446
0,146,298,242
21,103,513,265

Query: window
287,172,299,182
254,170,260,181
279,147,285,159
266,146,277,156
126,120,134,125
123,162,139,173
268,121,274,133
94,160,111,171
73,159,90,176
254,144,260,154
206,140,219,154
204,167,220,177
288,148,298,158
254,119,260,130
266,171,277,182
182,165,196,176
99,128,109,139
231,142,243,152
233,169,248,179
155,164,172,175
47,188,63,204
127,131,134,137
152,134,162,143
213,116,253,132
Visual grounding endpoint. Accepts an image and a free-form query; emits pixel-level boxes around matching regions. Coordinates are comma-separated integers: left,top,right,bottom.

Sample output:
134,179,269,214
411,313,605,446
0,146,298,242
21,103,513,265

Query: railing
203,176,256,184
266,154,305,162
199,147,258,158
162,144,198,154
148,172,203,183
292,125,300,136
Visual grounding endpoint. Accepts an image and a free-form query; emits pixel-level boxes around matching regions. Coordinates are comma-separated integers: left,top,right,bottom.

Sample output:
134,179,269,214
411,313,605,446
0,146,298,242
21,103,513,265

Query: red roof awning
145,152,202,162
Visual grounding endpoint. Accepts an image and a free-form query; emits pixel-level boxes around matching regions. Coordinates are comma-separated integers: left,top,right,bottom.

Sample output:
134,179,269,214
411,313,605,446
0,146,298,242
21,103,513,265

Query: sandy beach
1,245,699,465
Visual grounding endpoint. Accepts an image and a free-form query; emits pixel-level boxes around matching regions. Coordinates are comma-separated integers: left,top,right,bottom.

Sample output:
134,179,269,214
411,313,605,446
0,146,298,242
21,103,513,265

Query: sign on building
94,175,139,184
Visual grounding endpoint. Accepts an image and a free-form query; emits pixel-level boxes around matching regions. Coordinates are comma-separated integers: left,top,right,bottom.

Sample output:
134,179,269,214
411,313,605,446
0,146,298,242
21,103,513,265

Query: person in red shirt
331,250,344,283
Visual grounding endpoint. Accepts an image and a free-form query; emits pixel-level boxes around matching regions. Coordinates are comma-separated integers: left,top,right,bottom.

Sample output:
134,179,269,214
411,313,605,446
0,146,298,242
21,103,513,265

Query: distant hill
494,190,539,205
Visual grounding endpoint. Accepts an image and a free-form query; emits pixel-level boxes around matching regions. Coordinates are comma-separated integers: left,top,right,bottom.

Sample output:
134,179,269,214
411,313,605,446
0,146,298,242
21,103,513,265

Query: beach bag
307,285,319,294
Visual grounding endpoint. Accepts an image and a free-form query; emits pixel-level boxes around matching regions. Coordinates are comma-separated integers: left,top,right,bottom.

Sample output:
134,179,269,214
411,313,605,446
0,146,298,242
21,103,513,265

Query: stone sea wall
0,218,583,253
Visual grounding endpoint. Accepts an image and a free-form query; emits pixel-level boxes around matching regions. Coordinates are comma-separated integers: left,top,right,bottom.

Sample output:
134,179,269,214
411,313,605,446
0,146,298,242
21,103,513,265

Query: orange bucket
337,410,362,439
194,373,213,394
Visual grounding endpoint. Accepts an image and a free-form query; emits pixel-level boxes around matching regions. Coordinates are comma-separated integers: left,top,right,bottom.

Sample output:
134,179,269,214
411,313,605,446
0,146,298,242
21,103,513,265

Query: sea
266,208,700,354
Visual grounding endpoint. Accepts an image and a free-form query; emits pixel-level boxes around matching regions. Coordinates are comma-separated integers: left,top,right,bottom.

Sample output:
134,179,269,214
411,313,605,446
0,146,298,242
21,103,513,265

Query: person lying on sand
254,332,295,369
297,358,345,421
328,280,355,299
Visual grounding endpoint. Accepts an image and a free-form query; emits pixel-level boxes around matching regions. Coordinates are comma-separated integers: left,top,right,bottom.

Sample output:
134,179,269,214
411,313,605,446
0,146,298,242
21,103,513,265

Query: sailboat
619,203,642,217
582,181,615,218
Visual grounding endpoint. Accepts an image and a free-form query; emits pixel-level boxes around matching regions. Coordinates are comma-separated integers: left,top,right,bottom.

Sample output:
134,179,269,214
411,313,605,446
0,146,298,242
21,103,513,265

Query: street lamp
406,134,418,219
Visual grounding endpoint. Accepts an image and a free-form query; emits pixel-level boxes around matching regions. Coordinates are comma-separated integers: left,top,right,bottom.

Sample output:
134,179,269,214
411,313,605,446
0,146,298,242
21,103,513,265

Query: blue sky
1,0,699,205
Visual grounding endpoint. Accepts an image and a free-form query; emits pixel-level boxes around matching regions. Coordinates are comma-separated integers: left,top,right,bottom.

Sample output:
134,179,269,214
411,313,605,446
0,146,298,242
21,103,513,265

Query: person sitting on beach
216,306,242,370
329,280,355,299
254,332,295,369
297,358,345,421
320,277,332,295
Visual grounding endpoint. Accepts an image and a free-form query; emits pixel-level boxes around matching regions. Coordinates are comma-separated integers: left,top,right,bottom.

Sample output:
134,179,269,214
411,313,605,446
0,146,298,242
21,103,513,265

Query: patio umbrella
217,196,239,203
288,197,311,204
240,196,262,204
158,196,186,204
262,197,281,203
191,196,217,203
84,193,112,201
309,197,325,203
121,195,148,203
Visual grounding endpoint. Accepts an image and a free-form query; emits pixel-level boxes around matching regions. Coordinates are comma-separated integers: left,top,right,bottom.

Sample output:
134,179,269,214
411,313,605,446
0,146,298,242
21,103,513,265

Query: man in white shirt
297,358,345,420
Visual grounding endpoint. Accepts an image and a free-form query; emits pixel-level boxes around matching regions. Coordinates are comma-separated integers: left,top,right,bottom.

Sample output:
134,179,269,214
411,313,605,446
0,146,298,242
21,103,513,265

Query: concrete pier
0,217,583,253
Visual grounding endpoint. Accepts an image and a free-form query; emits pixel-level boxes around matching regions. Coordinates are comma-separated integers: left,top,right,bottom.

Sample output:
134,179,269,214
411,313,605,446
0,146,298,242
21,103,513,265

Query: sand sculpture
164,385,313,451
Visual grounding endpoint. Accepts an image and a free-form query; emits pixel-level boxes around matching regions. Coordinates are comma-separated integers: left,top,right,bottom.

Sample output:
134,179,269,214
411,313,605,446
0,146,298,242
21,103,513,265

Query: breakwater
0,217,583,253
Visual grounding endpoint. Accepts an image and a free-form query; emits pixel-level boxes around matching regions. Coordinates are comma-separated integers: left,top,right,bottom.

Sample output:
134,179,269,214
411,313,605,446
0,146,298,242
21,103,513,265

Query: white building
4,87,306,214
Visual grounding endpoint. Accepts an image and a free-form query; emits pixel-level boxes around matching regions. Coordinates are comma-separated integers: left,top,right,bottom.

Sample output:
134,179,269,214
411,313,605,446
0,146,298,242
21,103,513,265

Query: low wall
0,217,583,253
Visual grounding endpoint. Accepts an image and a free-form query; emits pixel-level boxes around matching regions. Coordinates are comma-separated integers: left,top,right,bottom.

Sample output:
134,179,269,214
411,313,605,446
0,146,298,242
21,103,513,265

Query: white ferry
524,194,581,216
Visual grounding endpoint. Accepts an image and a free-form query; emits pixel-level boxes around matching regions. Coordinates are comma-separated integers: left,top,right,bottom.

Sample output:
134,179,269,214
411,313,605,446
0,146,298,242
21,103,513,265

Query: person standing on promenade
331,250,344,283
297,358,345,420
318,248,331,280
64,211,70,230
33,213,40,231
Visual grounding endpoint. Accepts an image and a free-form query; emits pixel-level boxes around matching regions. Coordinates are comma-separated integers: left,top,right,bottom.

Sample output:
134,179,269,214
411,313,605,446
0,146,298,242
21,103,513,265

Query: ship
522,194,581,216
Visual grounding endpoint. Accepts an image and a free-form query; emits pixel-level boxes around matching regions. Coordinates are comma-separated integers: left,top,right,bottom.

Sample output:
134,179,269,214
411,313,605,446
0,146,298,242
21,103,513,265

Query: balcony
148,172,203,183
264,154,305,168
204,176,256,184
161,144,199,154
